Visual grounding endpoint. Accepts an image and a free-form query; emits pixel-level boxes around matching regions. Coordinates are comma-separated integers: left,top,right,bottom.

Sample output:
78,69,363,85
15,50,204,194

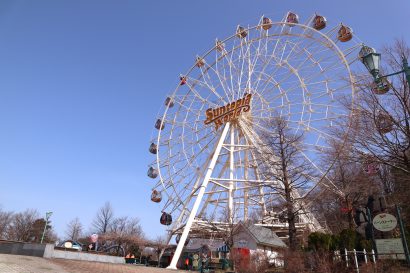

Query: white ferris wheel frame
149,14,363,270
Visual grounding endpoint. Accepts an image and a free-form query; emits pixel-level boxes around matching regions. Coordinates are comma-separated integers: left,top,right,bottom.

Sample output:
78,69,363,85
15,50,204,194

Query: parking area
0,254,184,273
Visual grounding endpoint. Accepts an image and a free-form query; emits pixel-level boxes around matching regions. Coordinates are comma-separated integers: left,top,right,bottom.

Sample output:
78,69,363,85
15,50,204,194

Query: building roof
240,223,287,248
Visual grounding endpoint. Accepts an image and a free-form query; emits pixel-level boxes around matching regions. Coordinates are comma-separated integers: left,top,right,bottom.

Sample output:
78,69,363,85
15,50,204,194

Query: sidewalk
0,254,184,273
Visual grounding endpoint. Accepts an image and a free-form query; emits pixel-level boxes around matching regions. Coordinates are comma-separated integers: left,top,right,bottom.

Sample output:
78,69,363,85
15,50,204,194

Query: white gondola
358,45,375,61
149,143,158,154
160,212,172,225
165,97,174,108
175,234,190,245
147,166,158,179
155,119,164,130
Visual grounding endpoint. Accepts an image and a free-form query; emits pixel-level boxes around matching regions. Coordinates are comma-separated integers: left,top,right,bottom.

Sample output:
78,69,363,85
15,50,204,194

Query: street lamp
361,45,410,85
40,211,53,244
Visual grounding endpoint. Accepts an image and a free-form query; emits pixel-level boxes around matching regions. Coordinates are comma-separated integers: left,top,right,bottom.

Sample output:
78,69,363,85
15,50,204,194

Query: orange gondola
375,112,394,134
371,79,390,95
286,12,299,25
151,190,162,203
196,57,205,68
236,26,247,38
180,76,187,85
338,25,352,42
362,155,380,176
215,40,224,52
313,15,326,30
262,17,272,30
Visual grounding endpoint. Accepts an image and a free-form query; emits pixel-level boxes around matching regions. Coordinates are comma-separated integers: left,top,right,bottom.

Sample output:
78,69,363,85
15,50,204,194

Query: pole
366,207,378,259
228,125,234,224
167,123,230,270
345,248,349,267
402,56,410,86
353,249,359,273
40,212,52,244
396,205,410,266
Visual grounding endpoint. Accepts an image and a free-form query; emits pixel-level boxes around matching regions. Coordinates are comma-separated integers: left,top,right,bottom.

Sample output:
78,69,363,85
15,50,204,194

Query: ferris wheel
148,12,365,269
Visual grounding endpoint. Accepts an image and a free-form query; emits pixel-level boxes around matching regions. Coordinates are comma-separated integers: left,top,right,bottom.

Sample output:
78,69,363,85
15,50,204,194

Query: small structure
232,223,287,266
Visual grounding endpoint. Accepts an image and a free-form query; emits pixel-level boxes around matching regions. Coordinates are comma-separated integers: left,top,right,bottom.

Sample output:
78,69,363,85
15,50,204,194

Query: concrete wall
0,241,124,264
0,241,46,257
44,247,124,264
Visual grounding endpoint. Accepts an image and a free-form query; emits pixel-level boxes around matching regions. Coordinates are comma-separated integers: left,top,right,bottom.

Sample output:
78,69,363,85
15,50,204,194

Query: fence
334,249,376,273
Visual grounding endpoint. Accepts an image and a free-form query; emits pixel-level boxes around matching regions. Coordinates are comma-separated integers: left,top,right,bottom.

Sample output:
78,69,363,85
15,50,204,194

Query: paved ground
0,254,185,273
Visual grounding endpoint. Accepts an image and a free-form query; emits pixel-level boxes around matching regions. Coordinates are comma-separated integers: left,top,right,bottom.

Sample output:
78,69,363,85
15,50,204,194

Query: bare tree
7,209,39,241
313,140,380,232
348,40,410,173
92,201,114,234
65,217,83,241
254,117,314,250
0,208,13,239
104,216,145,256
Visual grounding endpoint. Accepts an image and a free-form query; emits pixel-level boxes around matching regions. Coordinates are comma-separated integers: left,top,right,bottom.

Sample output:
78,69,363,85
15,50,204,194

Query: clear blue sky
0,0,409,240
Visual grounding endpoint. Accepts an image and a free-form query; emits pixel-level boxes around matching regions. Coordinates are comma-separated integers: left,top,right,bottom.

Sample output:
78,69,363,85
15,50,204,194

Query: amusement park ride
147,12,388,269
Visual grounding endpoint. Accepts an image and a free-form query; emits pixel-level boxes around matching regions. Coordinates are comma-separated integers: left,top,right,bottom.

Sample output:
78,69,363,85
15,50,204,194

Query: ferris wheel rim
152,16,362,221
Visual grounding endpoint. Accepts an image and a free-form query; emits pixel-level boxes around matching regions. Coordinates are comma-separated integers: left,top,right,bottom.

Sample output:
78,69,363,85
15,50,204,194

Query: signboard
237,239,249,248
372,213,397,232
376,238,405,260
204,93,252,130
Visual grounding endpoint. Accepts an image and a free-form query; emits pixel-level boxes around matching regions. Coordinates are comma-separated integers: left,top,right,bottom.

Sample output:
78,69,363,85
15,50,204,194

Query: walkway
0,254,184,273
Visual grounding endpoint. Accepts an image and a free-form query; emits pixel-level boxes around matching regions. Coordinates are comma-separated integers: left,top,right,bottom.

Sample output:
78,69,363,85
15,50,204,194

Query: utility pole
40,212,53,244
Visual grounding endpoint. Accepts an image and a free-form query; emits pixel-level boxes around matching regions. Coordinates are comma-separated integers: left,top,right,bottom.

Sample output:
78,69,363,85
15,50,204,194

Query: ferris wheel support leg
167,123,231,270
228,125,235,224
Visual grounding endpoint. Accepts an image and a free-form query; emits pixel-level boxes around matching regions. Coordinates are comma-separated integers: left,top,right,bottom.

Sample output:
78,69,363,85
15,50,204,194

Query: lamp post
361,49,410,86
40,211,53,244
